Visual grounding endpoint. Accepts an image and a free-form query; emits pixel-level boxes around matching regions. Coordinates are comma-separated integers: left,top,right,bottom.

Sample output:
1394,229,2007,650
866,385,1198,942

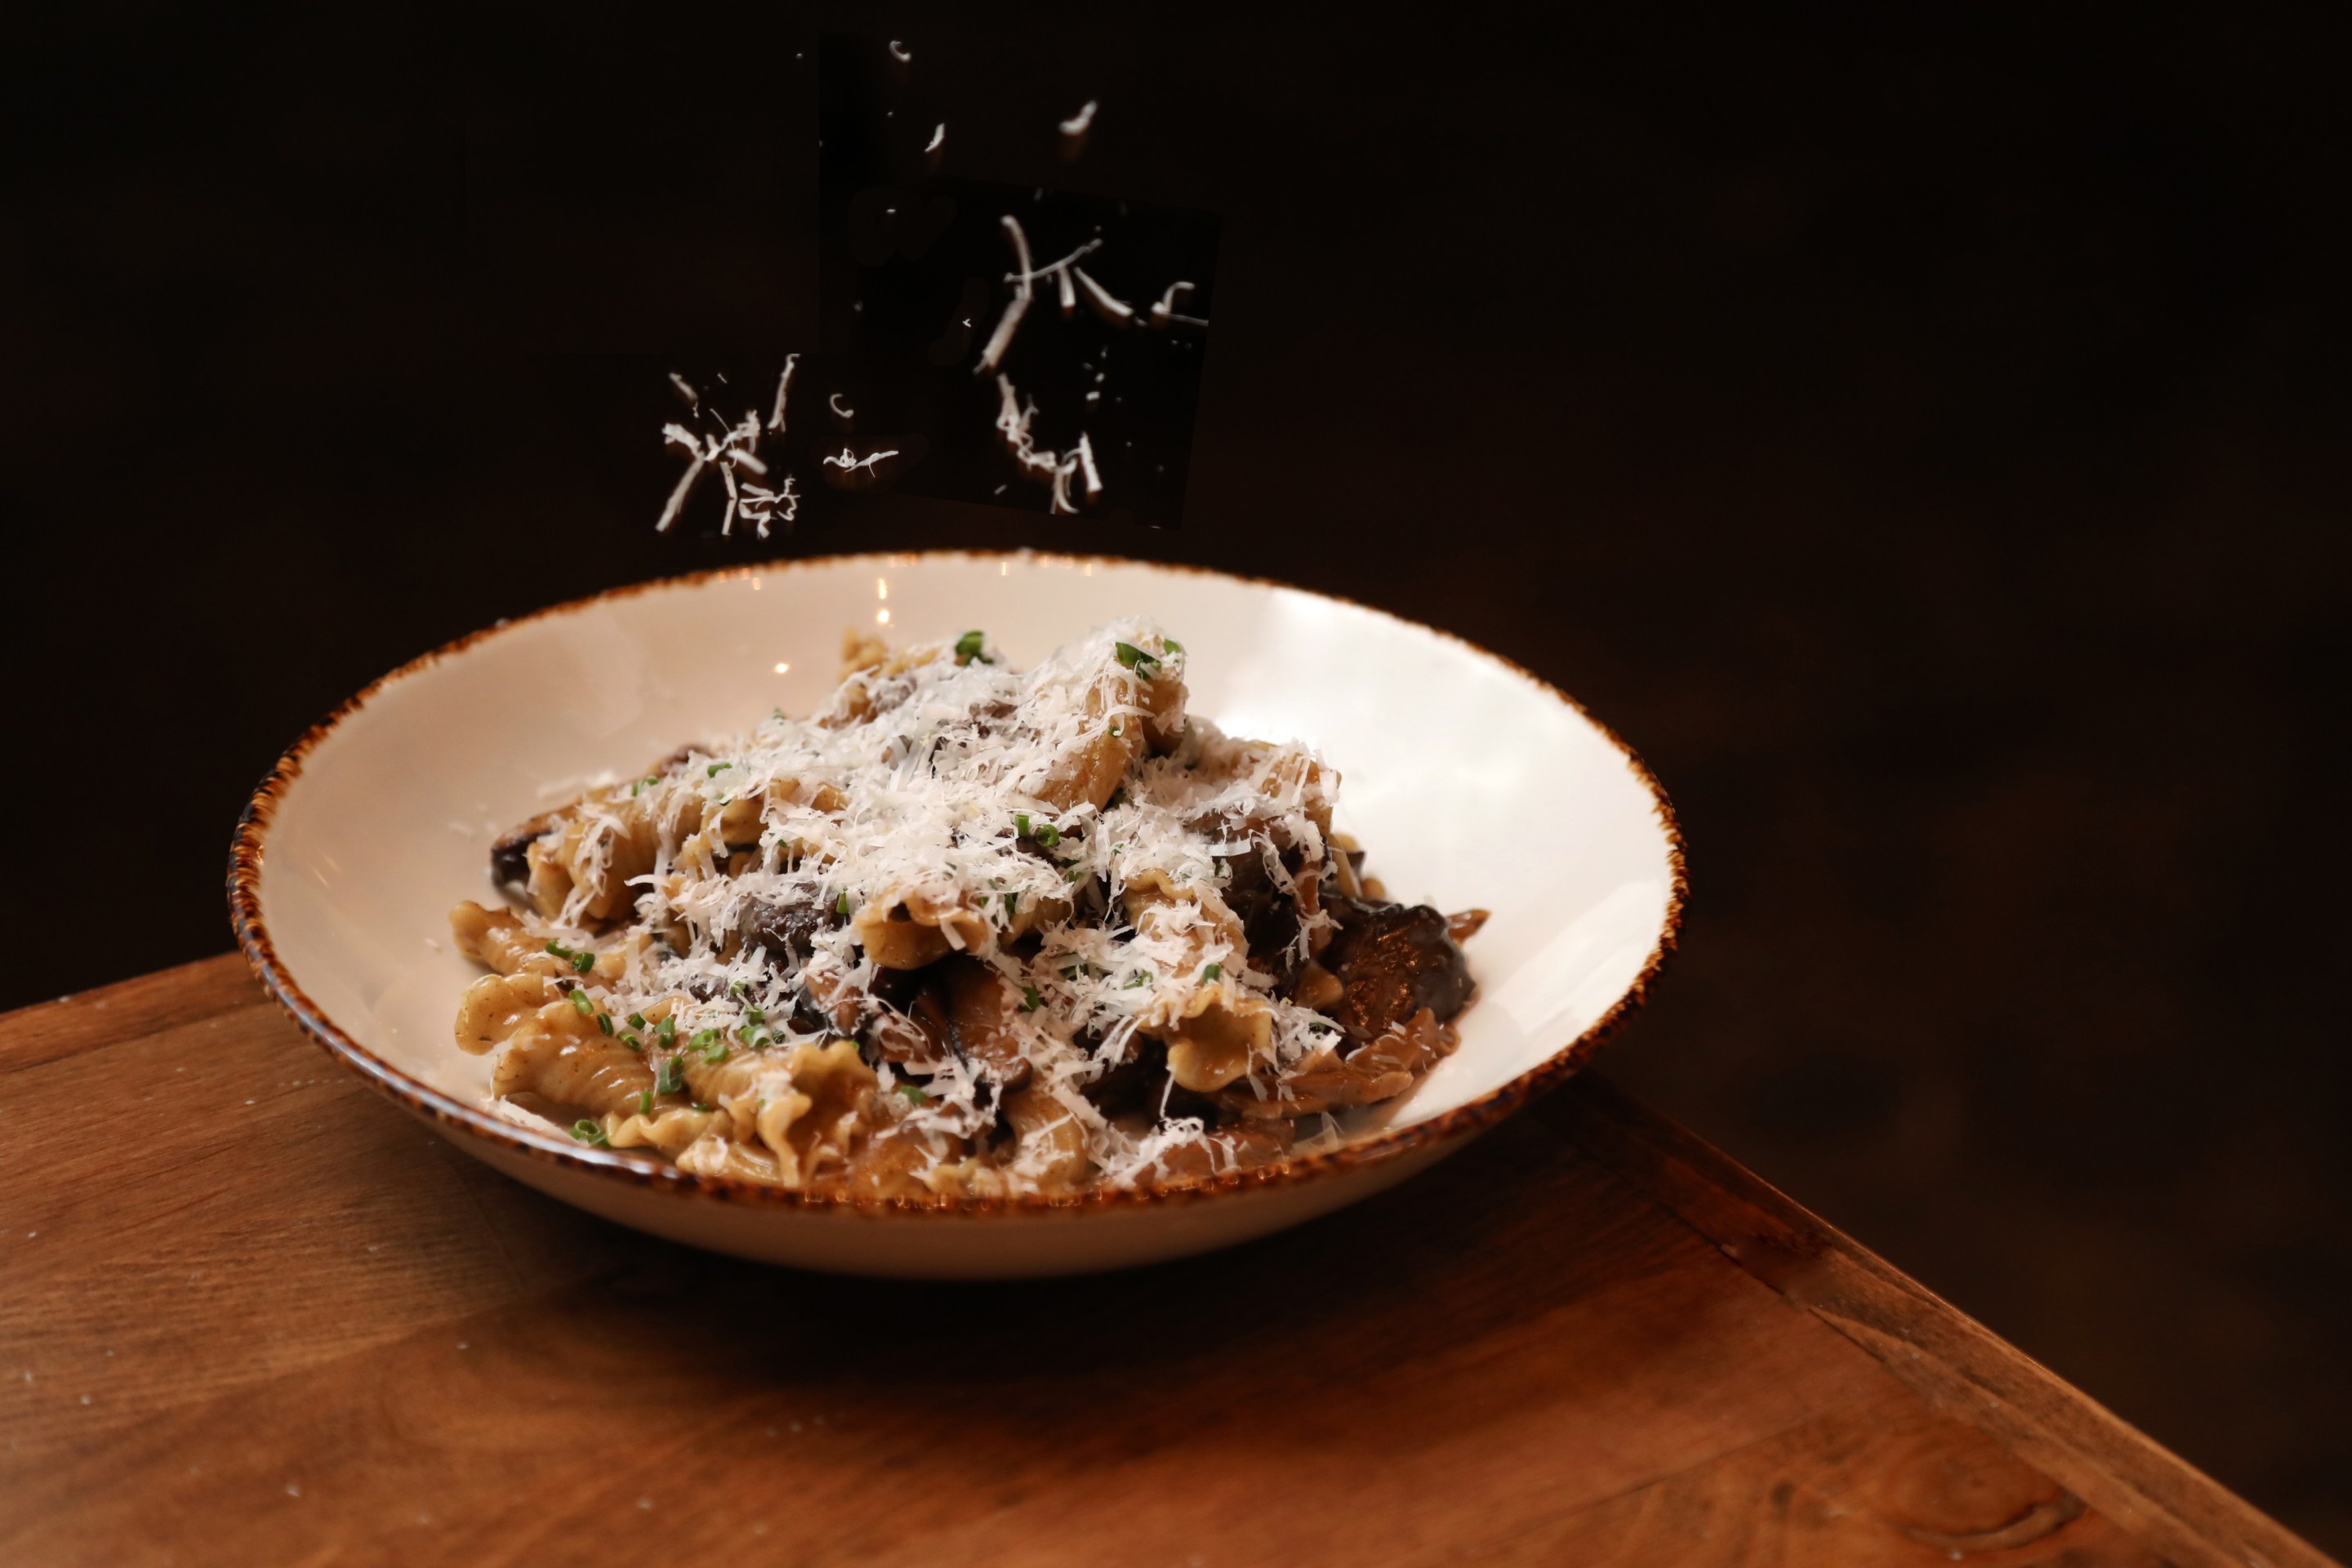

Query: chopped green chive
655,1058,685,1095
728,980,748,998
569,1119,608,1147
637,1089,653,1116
1019,984,1043,1013
626,1013,646,1030
1202,963,1222,982
1107,722,1120,737
621,1035,643,1053
568,989,595,1018
1065,866,1089,883
899,1083,929,1104
692,1102,714,1114
835,890,852,916
1002,892,1019,917
595,1011,613,1036
1124,972,1151,989
1114,641,1160,677
656,1015,676,1047
1161,636,1183,655
954,630,991,665
1015,812,1031,837
706,762,733,777
743,1005,765,1025
573,950,596,974
1035,822,1061,848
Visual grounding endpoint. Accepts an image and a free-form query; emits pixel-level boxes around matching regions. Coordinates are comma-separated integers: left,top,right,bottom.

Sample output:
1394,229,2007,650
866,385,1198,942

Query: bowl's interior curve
256,554,1676,1168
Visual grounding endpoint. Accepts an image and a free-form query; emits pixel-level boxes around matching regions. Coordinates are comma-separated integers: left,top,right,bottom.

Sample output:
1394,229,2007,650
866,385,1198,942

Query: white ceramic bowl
231,551,1683,1277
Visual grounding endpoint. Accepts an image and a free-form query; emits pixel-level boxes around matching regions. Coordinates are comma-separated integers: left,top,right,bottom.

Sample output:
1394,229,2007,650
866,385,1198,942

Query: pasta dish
448,620,1482,1198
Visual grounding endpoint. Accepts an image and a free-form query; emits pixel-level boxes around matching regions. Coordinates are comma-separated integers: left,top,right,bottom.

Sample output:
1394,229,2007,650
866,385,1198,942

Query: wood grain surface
0,957,2331,1568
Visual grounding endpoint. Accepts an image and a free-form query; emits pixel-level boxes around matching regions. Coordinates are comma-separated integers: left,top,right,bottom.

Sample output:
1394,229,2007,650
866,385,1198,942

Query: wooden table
1,957,2330,1568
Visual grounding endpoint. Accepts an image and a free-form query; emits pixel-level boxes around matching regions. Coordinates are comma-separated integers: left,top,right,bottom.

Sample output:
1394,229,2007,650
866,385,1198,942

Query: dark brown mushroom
488,813,555,891
1321,901,1476,1044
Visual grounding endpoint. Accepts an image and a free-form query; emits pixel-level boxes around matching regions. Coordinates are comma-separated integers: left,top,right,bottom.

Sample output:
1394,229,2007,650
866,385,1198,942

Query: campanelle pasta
448,620,1483,1198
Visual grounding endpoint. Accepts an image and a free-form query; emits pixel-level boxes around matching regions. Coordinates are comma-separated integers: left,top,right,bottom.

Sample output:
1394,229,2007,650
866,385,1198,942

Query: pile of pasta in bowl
449,619,1484,1200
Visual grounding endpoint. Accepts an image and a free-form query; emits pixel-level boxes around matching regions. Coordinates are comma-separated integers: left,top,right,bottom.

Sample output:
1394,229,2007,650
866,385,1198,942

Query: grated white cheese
518,622,1352,1190
973,216,1035,376
1071,266,1134,327
766,354,799,433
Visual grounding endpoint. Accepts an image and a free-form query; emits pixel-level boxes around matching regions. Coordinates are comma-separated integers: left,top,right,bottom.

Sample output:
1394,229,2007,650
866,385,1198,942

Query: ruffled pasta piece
492,1001,656,1115
852,887,993,969
1001,1085,1093,1192
918,1158,1012,1200
1223,1007,1457,1120
1191,734,1336,842
1033,639,1186,810
676,1040,878,1188
523,787,677,924
677,777,848,884
1155,984,1276,1094
604,1105,726,1158
453,971,560,1054
1129,1121,1294,1186
1121,872,1267,1092
676,1134,786,1183
449,902,626,982
843,1120,960,1200
824,633,942,728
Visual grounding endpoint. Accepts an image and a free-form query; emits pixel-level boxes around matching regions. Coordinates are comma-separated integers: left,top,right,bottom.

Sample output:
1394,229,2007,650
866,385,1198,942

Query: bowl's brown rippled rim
229,549,1688,1220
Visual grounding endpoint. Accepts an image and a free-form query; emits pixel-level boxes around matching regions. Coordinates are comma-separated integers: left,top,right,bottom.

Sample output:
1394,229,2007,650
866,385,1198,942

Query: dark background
5,4,2345,1550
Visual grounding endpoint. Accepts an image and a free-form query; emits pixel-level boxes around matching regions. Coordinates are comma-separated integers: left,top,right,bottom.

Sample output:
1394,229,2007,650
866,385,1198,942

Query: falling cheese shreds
654,453,707,533
1147,280,1207,330
822,446,899,474
767,353,799,433
739,474,800,538
1071,266,1134,327
658,385,795,534
1010,236,1104,285
974,215,1036,375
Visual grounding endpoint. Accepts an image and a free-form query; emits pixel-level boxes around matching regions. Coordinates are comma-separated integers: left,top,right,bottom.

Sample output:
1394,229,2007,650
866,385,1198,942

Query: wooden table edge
1544,1076,2338,1568
5,955,2336,1568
